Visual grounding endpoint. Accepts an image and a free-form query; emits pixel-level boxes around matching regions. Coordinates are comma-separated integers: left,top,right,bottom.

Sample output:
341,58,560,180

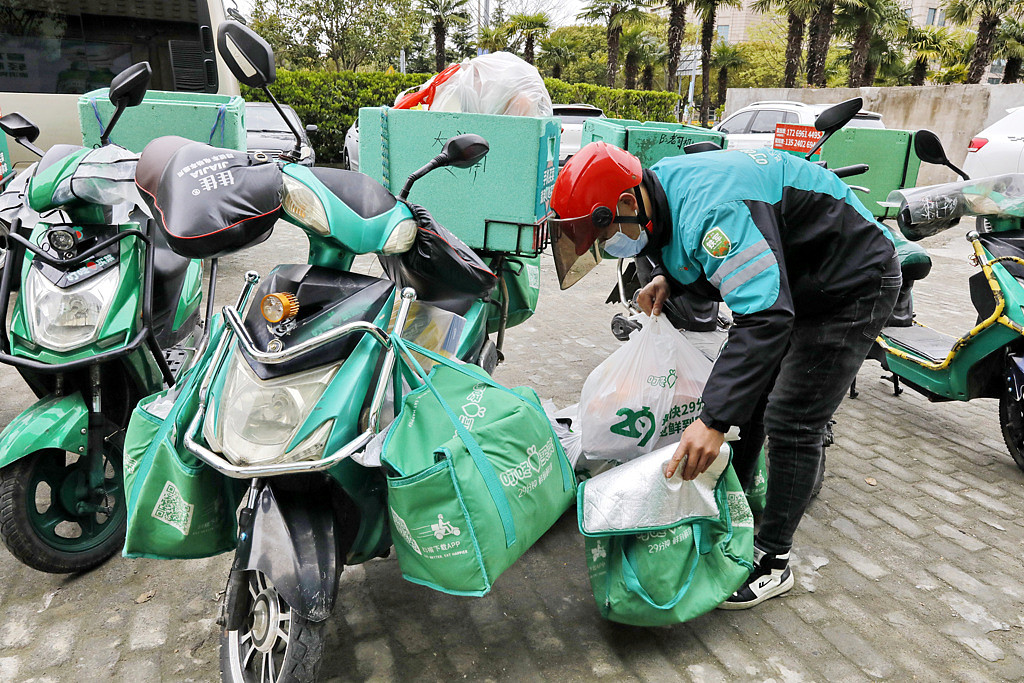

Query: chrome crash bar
183,282,418,479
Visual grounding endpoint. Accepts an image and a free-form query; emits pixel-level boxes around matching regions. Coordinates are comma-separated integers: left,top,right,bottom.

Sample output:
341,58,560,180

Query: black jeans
733,257,902,557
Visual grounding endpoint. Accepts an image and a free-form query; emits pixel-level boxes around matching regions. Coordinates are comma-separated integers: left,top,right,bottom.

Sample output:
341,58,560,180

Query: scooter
0,63,208,573
870,130,1024,473
132,20,521,682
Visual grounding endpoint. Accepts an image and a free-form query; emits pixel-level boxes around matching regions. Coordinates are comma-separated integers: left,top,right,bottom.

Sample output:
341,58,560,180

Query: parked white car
962,107,1024,179
714,101,885,150
343,119,359,172
553,103,605,165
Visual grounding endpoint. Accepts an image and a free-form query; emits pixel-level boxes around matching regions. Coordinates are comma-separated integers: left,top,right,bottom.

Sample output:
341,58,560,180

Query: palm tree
665,0,690,91
619,21,658,89
753,0,818,87
997,16,1024,82
694,0,741,126
477,25,509,53
712,42,746,107
835,0,906,87
420,0,469,72
578,0,656,87
906,25,952,85
640,36,668,89
538,34,574,79
944,0,1019,83
805,0,837,87
507,12,551,64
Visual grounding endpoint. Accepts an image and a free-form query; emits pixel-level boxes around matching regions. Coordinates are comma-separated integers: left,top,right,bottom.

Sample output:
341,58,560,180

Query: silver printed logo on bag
499,437,556,492
727,491,754,528
151,481,194,535
390,508,422,554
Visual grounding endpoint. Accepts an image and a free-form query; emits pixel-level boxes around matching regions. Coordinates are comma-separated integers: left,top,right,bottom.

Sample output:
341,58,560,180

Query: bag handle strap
620,524,703,610
397,339,575,492
392,336,518,548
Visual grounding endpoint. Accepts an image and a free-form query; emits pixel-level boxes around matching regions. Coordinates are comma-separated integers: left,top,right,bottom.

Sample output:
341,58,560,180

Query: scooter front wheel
998,393,1024,473
0,446,126,573
220,569,325,683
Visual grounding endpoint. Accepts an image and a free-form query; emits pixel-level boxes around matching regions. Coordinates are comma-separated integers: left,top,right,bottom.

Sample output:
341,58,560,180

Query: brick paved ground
1,224,1022,682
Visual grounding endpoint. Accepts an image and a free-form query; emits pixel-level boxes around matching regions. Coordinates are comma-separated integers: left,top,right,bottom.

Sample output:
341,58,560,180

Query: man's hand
637,275,670,317
665,418,725,480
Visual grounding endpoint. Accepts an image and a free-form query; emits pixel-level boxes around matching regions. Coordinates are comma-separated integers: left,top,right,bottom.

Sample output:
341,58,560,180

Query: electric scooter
130,21,529,682
871,130,1024,473
0,63,208,573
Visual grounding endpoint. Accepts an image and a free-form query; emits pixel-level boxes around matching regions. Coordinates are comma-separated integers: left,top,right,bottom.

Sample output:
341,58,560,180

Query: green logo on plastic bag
610,406,657,447
702,227,731,258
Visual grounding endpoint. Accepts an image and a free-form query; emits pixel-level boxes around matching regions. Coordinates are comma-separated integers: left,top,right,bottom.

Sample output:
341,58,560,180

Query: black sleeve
698,275,794,431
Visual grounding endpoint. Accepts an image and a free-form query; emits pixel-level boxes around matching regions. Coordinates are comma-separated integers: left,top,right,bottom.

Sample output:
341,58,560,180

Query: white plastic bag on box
431,52,553,117
579,314,713,461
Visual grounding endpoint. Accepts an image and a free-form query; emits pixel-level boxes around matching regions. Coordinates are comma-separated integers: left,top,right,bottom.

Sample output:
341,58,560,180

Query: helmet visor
550,219,602,290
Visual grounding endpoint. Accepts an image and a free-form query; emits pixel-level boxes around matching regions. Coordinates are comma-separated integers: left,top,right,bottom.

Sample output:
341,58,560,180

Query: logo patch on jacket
702,227,732,258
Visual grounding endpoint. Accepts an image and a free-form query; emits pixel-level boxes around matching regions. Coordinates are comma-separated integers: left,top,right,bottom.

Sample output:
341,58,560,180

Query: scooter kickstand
881,372,903,396
849,379,858,399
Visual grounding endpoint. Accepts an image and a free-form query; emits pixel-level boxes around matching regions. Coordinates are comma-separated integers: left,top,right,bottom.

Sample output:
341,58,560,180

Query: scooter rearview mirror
914,129,969,180
108,62,152,109
440,134,489,169
805,97,863,160
217,20,276,89
0,112,44,157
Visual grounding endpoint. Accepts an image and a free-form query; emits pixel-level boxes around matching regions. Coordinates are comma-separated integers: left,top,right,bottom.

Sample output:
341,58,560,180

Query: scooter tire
220,569,325,683
998,393,1024,473
0,448,126,574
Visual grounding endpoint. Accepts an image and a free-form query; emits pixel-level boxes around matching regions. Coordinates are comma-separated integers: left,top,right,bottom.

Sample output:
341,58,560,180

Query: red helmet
549,142,643,256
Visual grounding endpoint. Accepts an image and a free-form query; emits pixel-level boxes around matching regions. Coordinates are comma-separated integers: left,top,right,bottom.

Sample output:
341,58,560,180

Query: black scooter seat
881,325,956,363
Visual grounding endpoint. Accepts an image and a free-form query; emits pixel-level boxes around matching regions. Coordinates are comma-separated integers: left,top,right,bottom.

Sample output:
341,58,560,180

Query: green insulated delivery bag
580,444,753,626
487,255,541,333
382,339,576,596
122,318,242,559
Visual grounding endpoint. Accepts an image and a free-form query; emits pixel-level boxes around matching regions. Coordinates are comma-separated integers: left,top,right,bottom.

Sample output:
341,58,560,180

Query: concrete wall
725,84,1024,185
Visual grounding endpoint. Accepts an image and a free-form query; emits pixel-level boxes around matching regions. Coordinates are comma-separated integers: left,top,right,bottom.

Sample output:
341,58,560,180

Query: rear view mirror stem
261,86,304,161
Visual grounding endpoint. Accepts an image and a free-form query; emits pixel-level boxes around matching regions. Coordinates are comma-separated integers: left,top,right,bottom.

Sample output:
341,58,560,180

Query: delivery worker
549,142,900,609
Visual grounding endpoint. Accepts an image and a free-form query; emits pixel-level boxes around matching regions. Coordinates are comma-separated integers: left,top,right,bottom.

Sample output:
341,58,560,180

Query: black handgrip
833,164,869,178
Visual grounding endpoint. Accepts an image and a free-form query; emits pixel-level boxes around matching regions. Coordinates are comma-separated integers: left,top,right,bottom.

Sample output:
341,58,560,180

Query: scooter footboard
231,479,357,623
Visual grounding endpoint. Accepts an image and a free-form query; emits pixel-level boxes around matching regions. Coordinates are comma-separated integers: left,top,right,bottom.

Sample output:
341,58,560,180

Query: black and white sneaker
717,549,794,610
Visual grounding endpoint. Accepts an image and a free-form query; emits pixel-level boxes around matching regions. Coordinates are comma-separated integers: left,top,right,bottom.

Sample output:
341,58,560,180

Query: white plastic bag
430,52,553,117
579,314,713,461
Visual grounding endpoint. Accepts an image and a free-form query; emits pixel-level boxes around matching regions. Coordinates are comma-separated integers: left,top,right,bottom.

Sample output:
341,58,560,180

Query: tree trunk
606,20,622,87
1003,56,1022,84
642,64,654,90
666,0,687,91
433,20,446,72
910,57,928,86
847,23,870,87
553,63,562,80
784,11,805,88
805,0,834,87
863,55,878,85
717,66,729,107
700,10,716,126
525,34,534,64
967,15,999,84
624,55,639,89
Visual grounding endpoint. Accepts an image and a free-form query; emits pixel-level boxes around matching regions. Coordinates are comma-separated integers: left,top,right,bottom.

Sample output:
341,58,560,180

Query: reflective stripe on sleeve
719,250,777,298
708,239,772,288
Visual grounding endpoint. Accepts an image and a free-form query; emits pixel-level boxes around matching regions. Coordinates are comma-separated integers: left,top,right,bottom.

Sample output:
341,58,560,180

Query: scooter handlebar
833,164,870,179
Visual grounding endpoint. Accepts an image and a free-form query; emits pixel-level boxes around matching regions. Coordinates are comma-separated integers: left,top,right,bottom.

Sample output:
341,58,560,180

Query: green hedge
544,78,680,123
244,71,682,164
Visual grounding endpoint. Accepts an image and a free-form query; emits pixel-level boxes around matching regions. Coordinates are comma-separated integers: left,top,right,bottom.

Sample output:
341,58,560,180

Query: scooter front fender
237,483,342,623
0,392,88,469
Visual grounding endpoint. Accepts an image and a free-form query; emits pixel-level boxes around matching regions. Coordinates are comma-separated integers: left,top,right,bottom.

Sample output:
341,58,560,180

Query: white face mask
602,227,649,258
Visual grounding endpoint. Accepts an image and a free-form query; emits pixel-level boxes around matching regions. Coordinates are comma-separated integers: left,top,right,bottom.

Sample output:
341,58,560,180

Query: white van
1,0,239,169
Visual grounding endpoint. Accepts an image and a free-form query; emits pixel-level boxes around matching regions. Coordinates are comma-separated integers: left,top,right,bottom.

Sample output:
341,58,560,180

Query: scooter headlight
382,218,418,255
281,174,329,235
24,265,119,351
205,348,338,466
